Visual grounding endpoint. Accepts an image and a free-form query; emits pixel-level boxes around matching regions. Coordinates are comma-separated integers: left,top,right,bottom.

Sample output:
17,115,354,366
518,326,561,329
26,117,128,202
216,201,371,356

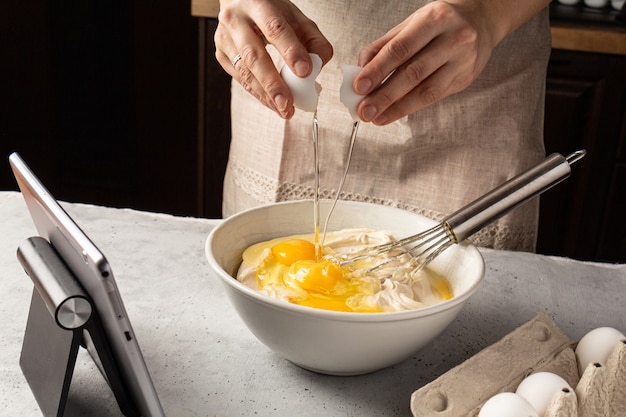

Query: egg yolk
255,239,381,312
286,259,343,293
271,239,318,265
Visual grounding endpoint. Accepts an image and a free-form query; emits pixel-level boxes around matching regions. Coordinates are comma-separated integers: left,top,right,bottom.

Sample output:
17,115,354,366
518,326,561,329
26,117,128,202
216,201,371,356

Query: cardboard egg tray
410,312,626,417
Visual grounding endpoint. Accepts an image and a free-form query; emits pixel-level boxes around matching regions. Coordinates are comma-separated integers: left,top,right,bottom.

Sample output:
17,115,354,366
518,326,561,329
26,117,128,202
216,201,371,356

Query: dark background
1,1,230,217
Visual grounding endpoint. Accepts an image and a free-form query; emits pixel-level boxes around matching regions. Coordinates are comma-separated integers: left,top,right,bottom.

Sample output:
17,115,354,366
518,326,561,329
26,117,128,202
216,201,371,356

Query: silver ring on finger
232,54,243,68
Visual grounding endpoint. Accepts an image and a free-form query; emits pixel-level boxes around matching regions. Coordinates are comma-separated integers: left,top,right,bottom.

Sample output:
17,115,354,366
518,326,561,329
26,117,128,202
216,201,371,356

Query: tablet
10,152,165,417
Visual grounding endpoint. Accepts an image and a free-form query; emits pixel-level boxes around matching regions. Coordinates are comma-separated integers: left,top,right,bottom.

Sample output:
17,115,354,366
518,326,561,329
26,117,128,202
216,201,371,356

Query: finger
295,19,334,66
219,10,295,117
238,36,295,113
253,13,333,80
215,26,296,118
214,27,243,78
214,26,269,101
354,7,444,96
357,25,402,67
356,34,454,122
369,62,468,126
254,13,313,77
304,34,333,66
216,47,277,110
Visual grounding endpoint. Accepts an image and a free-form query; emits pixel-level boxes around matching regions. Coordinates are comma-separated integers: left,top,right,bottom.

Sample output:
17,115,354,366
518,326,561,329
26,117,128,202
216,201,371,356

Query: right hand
215,0,333,119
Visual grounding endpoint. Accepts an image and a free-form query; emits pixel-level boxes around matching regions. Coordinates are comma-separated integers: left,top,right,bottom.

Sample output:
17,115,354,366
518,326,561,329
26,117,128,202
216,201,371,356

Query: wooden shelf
191,0,219,18
551,24,626,55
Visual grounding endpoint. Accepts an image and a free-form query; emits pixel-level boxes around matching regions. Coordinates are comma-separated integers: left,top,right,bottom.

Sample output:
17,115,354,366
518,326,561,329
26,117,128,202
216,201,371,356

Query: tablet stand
17,237,140,417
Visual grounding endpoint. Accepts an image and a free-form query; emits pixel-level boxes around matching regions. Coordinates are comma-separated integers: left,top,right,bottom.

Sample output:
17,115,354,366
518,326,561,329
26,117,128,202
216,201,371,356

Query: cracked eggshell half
340,64,365,121
280,53,323,113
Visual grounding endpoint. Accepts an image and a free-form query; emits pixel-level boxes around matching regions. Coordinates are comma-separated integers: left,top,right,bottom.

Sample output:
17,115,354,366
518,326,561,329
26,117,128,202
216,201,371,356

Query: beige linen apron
223,0,551,251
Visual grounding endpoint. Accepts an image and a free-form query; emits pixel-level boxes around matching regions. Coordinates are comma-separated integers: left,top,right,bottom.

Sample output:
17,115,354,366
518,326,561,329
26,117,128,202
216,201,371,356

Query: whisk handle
443,150,586,242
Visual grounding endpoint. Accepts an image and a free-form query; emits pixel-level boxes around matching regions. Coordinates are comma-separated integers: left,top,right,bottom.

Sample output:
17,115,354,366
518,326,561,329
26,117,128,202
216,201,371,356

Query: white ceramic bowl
206,200,484,375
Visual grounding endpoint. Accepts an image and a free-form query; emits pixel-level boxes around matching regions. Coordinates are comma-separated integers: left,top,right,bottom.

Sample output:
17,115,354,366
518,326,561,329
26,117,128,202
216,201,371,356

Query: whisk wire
399,222,456,276
331,222,457,280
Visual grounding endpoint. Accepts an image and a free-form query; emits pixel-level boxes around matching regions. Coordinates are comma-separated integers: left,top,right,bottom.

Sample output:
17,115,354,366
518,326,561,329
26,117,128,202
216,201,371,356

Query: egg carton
410,312,626,417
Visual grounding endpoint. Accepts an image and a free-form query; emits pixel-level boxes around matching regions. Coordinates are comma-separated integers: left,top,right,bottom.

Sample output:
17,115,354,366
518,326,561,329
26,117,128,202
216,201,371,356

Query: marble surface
1,191,624,416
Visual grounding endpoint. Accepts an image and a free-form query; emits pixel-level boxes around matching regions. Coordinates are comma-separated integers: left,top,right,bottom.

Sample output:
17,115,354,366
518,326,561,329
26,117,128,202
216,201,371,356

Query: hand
353,0,498,125
215,0,333,119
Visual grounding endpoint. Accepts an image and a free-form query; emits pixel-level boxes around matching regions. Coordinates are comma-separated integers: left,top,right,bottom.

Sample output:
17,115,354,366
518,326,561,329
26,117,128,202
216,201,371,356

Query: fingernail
373,113,388,125
275,94,291,118
362,104,378,122
355,78,372,95
274,94,288,113
294,60,310,77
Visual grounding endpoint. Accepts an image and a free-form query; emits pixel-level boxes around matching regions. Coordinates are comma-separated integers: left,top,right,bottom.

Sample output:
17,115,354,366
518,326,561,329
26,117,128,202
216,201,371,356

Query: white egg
340,64,365,121
478,392,539,417
515,372,572,417
280,53,322,113
575,326,625,375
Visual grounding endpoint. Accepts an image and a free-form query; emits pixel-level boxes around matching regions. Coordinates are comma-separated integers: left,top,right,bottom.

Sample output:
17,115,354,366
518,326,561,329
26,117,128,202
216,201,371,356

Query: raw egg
238,230,455,313
285,259,343,293
249,237,381,312
271,239,318,265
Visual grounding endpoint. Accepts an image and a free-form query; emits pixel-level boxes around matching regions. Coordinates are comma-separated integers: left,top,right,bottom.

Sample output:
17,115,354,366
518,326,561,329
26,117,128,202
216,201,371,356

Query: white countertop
1,191,624,416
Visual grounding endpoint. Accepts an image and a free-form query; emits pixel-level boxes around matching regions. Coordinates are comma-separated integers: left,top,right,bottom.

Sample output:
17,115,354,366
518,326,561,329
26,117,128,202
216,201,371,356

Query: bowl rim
206,200,485,323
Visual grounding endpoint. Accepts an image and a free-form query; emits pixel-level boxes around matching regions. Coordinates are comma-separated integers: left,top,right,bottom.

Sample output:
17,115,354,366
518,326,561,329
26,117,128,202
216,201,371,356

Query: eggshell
340,64,365,121
575,327,625,375
515,372,573,417
478,392,539,417
280,53,323,113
